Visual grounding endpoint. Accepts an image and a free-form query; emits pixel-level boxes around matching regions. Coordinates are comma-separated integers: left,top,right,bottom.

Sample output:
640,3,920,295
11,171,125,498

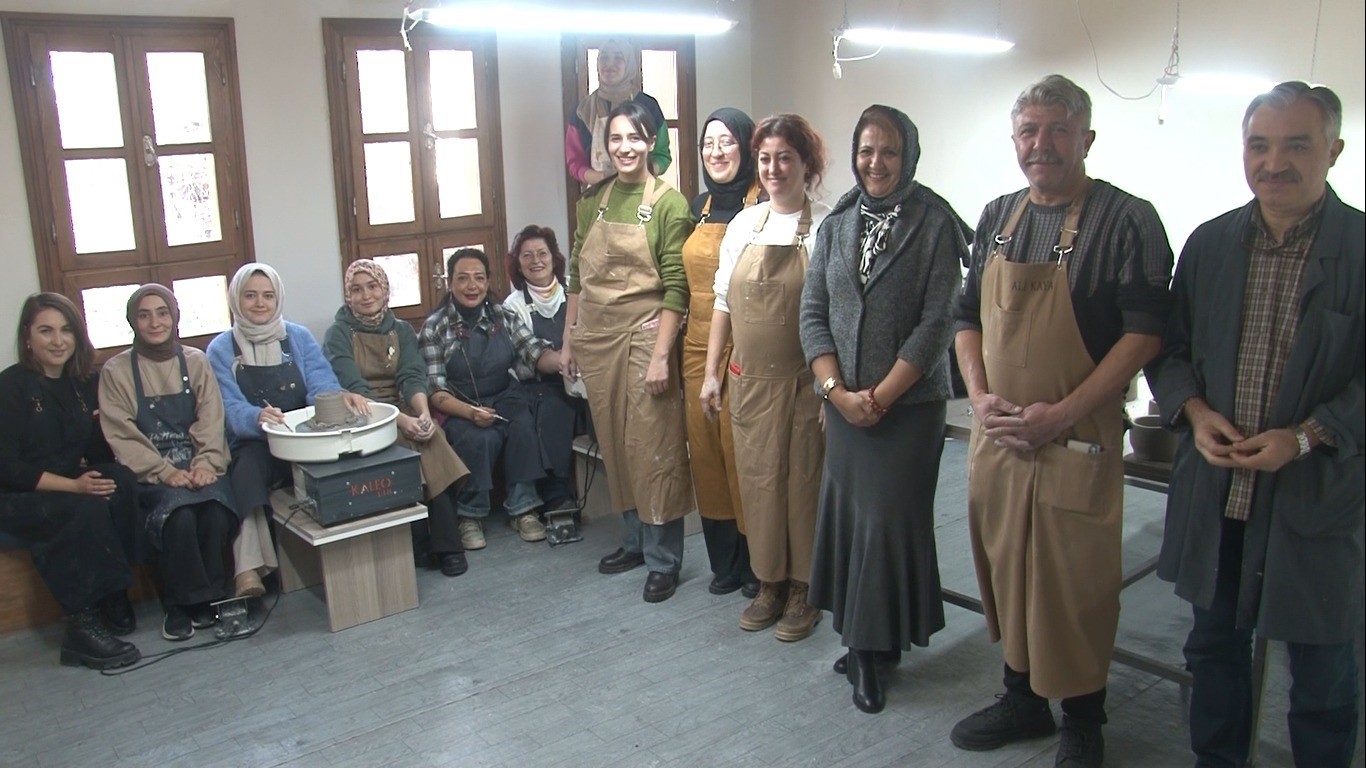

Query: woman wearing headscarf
681,108,760,598
206,264,368,598
1,292,141,669
100,285,240,642
325,260,472,576
702,113,831,640
502,225,586,516
565,37,671,188
561,100,695,603
799,105,970,713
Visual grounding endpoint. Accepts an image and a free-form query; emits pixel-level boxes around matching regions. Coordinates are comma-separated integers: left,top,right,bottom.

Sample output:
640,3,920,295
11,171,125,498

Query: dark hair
506,225,566,291
446,247,490,280
1244,80,1343,142
607,101,659,175
752,113,827,190
17,292,95,379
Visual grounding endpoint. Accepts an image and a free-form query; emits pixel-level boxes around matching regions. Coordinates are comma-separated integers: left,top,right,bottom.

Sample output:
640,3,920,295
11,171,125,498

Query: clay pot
1130,415,1176,463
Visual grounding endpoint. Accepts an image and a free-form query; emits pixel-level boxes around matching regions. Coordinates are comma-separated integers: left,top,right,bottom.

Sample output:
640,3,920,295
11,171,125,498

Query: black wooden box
291,445,423,526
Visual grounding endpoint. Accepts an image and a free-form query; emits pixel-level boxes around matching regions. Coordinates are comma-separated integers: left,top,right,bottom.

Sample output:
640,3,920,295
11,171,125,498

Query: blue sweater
206,321,341,446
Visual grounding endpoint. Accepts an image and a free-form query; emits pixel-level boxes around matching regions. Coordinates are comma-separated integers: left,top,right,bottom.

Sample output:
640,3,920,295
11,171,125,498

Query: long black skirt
809,399,947,651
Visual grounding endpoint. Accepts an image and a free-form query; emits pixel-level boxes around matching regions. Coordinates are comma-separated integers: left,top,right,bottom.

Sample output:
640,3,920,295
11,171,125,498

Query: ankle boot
833,648,901,675
847,649,886,714
774,579,821,641
60,610,140,670
739,580,788,631
98,590,136,636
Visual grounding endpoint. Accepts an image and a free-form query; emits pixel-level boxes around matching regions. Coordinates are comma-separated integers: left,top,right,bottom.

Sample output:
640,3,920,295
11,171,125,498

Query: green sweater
568,179,693,315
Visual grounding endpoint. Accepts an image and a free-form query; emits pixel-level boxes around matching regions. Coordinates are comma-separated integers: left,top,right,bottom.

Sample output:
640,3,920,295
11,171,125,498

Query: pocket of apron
740,280,786,326
985,303,1029,368
1037,442,1105,515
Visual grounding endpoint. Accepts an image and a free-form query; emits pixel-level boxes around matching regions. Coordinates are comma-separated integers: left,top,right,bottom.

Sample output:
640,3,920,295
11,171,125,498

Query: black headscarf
125,283,182,362
690,107,758,224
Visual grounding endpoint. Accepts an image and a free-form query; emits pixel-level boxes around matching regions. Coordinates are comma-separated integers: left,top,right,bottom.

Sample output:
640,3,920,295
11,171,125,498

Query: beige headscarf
575,38,641,174
228,263,287,366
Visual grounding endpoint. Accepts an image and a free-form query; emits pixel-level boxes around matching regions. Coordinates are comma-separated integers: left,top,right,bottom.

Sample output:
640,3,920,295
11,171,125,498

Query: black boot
847,650,886,714
98,590,136,636
833,648,901,675
60,610,140,670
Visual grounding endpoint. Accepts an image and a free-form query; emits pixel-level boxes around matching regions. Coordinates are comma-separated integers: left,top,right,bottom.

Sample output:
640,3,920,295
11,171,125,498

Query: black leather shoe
708,572,743,595
847,650,886,714
833,648,902,675
598,548,645,574
740,575,761,599
643,571,678,603
440,552,469,577
99,590,136,636
61,610,140,669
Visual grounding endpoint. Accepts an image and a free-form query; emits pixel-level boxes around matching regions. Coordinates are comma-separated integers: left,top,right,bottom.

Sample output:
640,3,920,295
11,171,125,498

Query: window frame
2,12,255,356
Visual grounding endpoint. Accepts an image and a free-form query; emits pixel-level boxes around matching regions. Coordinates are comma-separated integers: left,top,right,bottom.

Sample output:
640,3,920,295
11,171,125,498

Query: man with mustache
1151,81,1362,768
950,74,1174,768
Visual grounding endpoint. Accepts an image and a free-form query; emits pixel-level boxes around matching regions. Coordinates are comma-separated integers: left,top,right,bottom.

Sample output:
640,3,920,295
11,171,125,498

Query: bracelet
867,385,889,416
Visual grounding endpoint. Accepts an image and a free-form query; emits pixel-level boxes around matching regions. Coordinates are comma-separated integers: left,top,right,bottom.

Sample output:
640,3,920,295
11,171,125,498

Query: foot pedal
544,504,583,547
211,596,261,639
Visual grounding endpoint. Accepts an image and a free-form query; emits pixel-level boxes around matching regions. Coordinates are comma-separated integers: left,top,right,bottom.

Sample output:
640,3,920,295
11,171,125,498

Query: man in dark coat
1152,81,1364,768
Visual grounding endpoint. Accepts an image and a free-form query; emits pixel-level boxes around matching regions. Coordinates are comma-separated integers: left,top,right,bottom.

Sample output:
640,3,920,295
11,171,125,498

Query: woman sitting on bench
0,293,141,669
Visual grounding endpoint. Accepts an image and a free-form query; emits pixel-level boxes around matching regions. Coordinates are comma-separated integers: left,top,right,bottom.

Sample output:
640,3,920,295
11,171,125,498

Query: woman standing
421,248,557,549
565,37,671,187
325,260,472,576
702,114,830,640
561,101,695,603
100,285,240,641
206,264,368,598
799,105,969,713
502,226,586,516
681,108,759,597
0,293,141,669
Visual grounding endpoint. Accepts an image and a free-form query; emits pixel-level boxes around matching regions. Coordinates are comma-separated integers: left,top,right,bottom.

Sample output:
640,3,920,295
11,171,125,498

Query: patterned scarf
858,203,901,285
344,259,391,329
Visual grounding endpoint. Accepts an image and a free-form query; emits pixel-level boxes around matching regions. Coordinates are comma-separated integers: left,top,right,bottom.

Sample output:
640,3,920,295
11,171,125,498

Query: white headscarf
228,263,287,366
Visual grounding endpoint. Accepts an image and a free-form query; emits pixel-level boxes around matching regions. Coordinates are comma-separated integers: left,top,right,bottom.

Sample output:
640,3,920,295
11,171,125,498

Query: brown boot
740,580,789,631
774,579,821,642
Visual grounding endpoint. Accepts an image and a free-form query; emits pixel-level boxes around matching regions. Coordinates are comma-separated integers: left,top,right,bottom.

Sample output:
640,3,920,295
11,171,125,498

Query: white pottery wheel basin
262,402,399,462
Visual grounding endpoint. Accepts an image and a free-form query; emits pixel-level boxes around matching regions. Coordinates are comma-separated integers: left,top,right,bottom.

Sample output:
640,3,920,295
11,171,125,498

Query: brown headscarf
343,259,392,329
125,284,181,362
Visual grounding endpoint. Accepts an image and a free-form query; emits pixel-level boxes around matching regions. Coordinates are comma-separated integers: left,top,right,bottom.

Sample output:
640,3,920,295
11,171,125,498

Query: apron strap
992,181,1092,263
698,193,713,223
743,179,761,207
750,198,813,244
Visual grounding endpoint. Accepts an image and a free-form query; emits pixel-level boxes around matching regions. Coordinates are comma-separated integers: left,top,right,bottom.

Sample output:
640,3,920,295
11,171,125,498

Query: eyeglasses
700,136,739,153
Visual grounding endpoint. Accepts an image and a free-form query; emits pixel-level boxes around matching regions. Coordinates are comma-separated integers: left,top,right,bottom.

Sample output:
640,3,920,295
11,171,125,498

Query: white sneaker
458,518,486,550
512,513,547,543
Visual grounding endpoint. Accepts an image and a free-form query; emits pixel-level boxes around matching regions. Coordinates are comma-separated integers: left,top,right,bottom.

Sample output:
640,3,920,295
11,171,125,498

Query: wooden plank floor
1,440,1361,767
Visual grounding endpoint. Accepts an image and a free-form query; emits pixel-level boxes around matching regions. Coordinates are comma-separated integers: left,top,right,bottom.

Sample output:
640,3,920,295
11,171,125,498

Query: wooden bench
270,489,426,632
1,534,158,636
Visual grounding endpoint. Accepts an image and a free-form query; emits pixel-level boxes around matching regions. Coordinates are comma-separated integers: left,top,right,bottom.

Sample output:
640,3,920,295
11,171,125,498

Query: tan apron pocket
739,280,786,326
1037,442,1105,515
985,304,1028,368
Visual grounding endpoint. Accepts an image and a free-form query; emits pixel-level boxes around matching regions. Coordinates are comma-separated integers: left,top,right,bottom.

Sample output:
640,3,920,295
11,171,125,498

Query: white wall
0,0,1362,368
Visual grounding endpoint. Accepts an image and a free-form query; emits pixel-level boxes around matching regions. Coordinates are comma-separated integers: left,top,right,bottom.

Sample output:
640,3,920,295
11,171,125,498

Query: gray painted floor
1,439,1361,767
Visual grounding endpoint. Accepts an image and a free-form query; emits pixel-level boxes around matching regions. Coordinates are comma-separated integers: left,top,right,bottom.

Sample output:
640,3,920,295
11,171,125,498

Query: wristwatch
818,376,841,400
1294,427,1312,460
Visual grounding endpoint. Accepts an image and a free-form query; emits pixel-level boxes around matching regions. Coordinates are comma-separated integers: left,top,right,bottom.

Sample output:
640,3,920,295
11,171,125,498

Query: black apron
523,292,586,477
132,349,239,549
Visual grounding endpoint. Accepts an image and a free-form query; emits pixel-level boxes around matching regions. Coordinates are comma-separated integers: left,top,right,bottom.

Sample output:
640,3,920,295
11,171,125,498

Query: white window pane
586,49,598,94
158,153,222,246
661,127,680,191
435,137,481,219
430,50,476,131
363,141,416,225
357,49,409,135
641,50,678,120
82,283,139,349
371,253,421,308
146,52,212,145
49,51,124,149
172,275,231,336
65,159,136,254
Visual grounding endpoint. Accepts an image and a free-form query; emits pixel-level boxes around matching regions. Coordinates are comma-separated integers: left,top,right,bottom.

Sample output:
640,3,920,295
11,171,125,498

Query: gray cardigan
799,187,966,405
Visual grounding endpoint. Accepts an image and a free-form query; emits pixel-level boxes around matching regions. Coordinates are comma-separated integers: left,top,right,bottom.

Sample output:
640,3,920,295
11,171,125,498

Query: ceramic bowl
262,402,399,462
1129,414,1176,463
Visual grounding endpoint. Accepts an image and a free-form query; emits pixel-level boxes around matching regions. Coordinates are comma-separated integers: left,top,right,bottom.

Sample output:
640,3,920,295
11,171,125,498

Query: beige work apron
571,176,694,525
352,330,470,499
681,187,758,531
726,202,824,583
967,191,1125,699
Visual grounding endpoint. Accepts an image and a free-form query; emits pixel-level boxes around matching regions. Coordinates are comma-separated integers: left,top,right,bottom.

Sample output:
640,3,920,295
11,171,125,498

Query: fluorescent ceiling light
842,27,1014,54
409,4,737,35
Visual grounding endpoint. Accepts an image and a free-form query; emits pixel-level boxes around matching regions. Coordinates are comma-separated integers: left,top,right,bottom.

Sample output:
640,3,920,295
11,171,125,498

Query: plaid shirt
1224,196,1332,520
418,301,548,398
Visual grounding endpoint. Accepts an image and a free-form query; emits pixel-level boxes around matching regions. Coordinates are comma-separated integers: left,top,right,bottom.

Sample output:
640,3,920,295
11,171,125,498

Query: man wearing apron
951,75,1174,767
565,174,695,603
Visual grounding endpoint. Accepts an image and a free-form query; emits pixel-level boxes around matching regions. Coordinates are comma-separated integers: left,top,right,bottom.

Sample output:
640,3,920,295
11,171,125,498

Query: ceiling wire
1076,0,1174,100
1308,0,1323,81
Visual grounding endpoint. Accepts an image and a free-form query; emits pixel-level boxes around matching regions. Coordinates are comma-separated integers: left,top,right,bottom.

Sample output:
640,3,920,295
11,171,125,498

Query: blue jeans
1185,519,1360,767
456,481,541,519
619,508,684,574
